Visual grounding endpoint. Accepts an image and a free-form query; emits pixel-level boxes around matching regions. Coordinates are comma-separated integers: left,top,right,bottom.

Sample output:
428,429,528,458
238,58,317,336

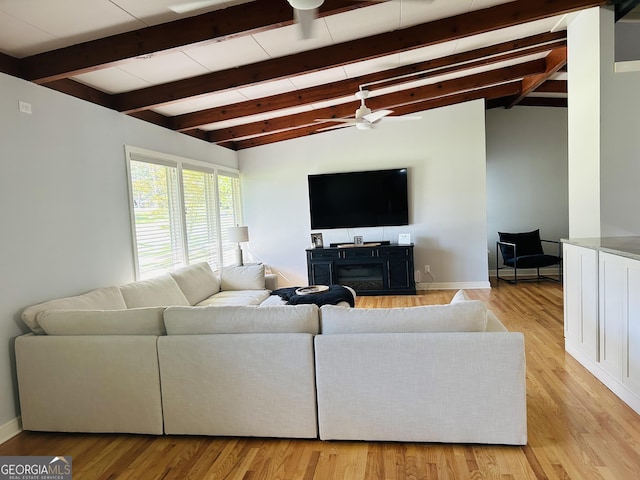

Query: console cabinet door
380,246,414,291
599,252,624,380
563,243,598,362
623,257,640,395
308,262,334,286
386,258,411,289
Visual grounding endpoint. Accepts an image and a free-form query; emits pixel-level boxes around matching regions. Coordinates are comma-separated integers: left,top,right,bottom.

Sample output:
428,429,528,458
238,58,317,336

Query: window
218,173,242,266
126,147,242,279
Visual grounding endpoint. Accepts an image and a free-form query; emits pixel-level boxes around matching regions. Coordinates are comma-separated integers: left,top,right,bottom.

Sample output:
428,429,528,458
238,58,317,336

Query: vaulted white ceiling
0,0,623,149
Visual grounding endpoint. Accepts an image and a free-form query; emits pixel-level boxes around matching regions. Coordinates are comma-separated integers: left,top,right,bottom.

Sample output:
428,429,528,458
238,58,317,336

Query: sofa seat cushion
120,274,190,308
163,304,319,335
170,262,220,305
36,307,166,336
22,286,127,334
196,290,270,306
220,264,265,291
320,301,488,334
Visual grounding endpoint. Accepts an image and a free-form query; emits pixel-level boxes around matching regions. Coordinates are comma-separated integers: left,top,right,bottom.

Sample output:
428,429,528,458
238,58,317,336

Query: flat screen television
308,168,409,230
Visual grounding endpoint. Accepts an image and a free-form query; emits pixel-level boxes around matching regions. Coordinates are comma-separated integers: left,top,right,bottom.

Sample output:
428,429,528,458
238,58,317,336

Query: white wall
0,72,237,438
600,10,640,236
615,22,640,62
568,6,640,237
568,7,602,238
238,100,489,290
486,106,569,270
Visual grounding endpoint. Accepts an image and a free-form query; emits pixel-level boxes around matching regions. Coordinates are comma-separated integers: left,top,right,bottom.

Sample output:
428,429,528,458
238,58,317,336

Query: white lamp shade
228,226,249,243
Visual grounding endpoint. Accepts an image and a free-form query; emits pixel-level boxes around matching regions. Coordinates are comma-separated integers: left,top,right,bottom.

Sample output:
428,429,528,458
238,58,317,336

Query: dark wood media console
306,244,415,296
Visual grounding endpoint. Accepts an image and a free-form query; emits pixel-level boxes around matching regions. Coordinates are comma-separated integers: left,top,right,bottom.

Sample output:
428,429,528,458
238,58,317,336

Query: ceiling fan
169,0,399,39
316,89,421,131
289,0,432,38
288,0,324,39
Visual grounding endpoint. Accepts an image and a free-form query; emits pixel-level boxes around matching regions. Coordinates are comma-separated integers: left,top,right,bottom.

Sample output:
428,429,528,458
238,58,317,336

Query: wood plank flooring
3,281,640,479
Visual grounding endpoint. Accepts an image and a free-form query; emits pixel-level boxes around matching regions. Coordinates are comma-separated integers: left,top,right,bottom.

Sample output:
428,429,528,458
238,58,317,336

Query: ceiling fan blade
381,115,422,122
295,8,318,39
315,118,357,124
168,0,224,14
363,109,393,124
316,123,355,132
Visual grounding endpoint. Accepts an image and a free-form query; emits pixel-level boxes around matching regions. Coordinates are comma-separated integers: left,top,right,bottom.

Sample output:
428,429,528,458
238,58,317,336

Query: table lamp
228,226,249,265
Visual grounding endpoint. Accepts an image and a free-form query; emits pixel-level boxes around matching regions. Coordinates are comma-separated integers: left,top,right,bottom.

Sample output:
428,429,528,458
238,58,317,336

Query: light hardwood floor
2,281,640,479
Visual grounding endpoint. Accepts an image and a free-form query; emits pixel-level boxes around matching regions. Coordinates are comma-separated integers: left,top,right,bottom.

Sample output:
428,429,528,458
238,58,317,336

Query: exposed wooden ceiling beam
614,0,640,20
20,0,373,84
0,52,21,78
518,97,568,107
507,46,567,107
229,82,523,149
534,79,567,93
44,79,114,108
173,31,566,132
127,110,174,129
114,0,606,113
208,60,546,143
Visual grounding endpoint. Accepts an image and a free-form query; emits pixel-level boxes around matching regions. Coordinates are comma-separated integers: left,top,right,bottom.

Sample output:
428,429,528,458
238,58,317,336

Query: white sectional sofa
15,266,527,445
315,295,527,444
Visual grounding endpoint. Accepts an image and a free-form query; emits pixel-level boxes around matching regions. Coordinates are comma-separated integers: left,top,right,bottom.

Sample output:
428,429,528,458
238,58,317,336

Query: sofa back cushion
37,307,166,335
120,274,190,308
163,304,319,335
170,262,220,305
220,264,265,291
320,301,488,334
22,286,127,334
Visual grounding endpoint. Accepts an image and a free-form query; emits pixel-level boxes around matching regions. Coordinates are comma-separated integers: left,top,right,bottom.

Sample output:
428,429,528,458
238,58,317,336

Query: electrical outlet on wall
424,265,430,273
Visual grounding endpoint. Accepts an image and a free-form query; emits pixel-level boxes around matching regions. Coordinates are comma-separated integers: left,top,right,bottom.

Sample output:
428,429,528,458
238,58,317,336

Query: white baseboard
417,281,491,290
0,416,22,445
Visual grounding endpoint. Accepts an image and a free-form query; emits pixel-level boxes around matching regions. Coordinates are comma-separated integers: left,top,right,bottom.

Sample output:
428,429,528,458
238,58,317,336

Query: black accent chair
496,229,562,285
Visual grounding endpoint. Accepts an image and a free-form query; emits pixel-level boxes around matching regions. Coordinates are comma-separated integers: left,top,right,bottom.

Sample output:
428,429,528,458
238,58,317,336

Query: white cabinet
599,252,624,380
566,243,640,413
597,253,640,395
563,243,598,362
623,257,640,395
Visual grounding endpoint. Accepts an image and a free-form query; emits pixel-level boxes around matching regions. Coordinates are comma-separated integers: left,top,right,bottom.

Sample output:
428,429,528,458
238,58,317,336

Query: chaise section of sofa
314,299,527,445
158,304,320,438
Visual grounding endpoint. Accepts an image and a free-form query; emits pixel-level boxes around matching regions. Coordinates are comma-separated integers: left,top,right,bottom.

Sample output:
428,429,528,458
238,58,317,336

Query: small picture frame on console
398,233,411,245
354,235,364,246
311,232,324,248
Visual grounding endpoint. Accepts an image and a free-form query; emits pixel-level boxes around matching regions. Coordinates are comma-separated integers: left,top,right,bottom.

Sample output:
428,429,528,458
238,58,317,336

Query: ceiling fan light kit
287,0,324,10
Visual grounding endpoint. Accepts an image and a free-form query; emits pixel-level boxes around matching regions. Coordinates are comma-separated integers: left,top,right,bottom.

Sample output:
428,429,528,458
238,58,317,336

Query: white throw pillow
163,304,319,335
450,289,471,303
22,286,127,334
120,274,190,308
170,262,220,305
220,264,265,291
320,301,488,334
37,307,166,335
